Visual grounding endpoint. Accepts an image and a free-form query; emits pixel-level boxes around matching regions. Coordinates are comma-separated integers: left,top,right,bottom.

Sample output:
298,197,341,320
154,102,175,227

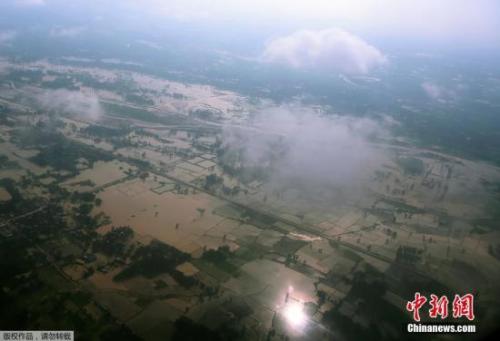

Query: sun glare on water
282,301,307,330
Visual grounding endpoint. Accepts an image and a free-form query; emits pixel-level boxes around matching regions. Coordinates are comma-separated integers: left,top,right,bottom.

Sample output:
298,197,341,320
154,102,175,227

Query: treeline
92,226,134,256
11,128,113,173
113,240,190,281
81,124,131,138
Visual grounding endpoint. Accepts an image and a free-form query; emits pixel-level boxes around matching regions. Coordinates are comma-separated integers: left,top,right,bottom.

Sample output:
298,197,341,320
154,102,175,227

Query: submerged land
1,58,500,340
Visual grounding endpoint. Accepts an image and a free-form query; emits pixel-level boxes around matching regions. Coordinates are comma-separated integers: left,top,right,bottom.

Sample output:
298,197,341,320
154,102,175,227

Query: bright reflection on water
277,285,309,334
282,301,307,330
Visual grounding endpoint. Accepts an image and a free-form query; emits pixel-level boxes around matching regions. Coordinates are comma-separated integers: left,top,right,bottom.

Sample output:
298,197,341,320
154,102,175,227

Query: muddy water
0,187,12,201
0,142,47,175
62,160,131,190
223,258,317,313
95,179,225,253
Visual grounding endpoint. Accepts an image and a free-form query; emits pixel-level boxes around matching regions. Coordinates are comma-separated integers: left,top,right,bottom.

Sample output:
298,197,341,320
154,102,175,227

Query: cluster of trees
0,178,38,217
172,316,244,341
203,174,242,197
114,240,190,281
204,173,223,190
73,201,98,229
81,124,130,138
322,268,414,340
201,246,239,275
0,236,138,339
202,245,232,263
30,138,112,173
92,226,134,256
12,127,112,174
396,246,422,264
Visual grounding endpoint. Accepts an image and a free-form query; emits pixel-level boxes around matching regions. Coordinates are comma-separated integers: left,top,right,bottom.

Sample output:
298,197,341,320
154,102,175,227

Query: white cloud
222,104,389,198
50,26,85,38
135,40,164,50
15,0,45,6
262,28,387,74
421,81,456,103
0,31,17,45
37,89,102,120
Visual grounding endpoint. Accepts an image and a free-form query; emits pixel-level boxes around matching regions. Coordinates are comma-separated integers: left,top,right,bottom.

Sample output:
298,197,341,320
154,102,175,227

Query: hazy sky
135,0,500,45
2,0,500,52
